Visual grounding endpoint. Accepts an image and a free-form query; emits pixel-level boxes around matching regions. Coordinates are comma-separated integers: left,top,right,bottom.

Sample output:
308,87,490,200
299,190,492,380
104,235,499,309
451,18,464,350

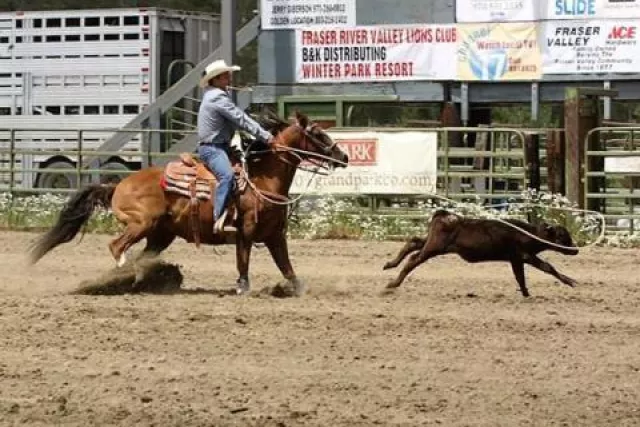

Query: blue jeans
198,143,234,222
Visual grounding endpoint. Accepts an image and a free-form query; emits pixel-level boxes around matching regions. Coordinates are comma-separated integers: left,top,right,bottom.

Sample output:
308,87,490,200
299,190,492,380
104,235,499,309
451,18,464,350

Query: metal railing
0,127,195,194
584,126,640,232
438,126,530,200
0,126,547,209
165,59,199,150
320,127,547,213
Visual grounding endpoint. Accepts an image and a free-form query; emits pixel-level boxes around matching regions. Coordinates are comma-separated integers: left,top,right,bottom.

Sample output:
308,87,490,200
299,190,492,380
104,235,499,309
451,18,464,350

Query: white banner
542,20,640,74
290,131,438,195
260,0,356,30
456,0,538,22
543,0,640,20
295,25,458,83
605,156,640,173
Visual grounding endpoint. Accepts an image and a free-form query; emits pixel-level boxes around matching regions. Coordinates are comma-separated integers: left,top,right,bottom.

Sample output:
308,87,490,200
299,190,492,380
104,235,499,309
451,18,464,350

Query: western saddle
162,151,247,246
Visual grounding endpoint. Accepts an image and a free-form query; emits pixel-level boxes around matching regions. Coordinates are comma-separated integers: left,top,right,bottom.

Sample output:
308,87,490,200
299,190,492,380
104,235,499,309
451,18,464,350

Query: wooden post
440,102,462,194
564,87,618,208
440,101,462,148
564,87,585,207
524,132,540,192
546,130,565,195
564,88,598,208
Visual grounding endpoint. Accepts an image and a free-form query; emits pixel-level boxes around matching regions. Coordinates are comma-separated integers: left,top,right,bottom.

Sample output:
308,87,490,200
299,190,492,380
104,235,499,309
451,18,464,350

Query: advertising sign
456,0,538,22
605,156,640,173
457,23,542,81
542,20,640,73
543,0,640,20
290,131,438,195
260,0,356,30
294,25,458,83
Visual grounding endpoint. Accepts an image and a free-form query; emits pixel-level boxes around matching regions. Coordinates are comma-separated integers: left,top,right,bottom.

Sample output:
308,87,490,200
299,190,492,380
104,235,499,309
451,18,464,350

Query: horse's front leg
265,233,304,296
235,231,253,295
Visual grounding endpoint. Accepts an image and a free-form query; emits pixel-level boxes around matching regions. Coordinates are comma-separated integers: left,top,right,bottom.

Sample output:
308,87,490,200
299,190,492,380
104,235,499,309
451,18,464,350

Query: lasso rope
422,192,606,251
238,140,338,250
236,132,604,251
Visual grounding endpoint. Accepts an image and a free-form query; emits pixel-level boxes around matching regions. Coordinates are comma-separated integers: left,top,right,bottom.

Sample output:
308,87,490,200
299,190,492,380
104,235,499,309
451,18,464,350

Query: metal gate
584,126,640,232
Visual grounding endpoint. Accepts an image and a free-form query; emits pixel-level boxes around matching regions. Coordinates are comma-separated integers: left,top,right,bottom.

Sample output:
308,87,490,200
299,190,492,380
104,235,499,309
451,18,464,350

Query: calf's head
536,223,579,256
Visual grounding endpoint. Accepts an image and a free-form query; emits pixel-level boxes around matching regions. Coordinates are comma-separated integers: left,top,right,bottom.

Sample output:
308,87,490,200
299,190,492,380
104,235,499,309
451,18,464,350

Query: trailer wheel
35,161,78,190
99,161,132,185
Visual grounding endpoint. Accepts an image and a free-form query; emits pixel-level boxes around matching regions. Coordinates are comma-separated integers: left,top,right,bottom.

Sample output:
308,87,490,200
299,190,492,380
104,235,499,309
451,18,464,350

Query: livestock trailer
0,7,220,189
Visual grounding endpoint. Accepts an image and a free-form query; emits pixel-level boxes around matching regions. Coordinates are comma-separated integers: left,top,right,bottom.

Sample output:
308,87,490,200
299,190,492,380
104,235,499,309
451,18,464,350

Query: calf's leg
386,238,441,289
510,259,530,297
526,255,577,288
383,237,426,270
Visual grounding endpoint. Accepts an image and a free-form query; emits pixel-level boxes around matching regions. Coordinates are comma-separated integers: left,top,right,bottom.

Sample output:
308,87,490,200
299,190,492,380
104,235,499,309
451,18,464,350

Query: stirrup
213,210,236,233
213,210,228,233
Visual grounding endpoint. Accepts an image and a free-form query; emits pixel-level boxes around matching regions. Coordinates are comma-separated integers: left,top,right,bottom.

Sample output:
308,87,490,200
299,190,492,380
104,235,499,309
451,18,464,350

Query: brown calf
383,210,579,297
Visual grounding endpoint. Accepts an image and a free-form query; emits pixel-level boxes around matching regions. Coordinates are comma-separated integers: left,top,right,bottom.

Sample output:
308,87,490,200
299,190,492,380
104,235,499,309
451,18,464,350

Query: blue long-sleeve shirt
197,87,271,145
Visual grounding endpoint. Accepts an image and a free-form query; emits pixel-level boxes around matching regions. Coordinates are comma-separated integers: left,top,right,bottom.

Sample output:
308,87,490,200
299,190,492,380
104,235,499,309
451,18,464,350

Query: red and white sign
337,139,377,166
294,25,458,83
290,130,438,195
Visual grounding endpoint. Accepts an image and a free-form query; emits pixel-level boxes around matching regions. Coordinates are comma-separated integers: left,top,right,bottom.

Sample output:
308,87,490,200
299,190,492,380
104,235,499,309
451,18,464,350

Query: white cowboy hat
199,59,241,88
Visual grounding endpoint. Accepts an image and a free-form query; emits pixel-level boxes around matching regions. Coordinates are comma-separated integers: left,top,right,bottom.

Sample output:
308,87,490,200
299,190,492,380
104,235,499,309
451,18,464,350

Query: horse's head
276,111,349,169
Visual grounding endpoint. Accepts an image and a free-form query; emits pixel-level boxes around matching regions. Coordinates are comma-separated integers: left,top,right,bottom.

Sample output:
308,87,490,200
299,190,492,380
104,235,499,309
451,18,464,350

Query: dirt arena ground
0,230,639,426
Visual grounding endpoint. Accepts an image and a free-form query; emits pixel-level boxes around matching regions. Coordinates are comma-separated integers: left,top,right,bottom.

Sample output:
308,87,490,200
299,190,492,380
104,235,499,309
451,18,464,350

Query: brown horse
27,111,349,296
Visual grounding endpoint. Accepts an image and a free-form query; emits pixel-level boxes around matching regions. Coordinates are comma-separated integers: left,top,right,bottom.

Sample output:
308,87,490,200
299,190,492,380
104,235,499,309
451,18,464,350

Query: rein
239,124,347,207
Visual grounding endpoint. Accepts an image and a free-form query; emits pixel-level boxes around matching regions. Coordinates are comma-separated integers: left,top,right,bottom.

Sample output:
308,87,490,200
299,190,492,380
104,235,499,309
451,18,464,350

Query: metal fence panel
0,126,550,214
584,126,640,233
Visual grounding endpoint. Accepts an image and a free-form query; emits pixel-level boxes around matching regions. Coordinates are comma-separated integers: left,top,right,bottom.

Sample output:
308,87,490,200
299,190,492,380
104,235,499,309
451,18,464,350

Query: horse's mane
250,109,290,135
235,109,290,152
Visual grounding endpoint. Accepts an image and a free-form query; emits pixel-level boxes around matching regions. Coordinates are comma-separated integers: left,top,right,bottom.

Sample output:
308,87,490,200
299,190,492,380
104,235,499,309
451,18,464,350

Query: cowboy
197,59,274,233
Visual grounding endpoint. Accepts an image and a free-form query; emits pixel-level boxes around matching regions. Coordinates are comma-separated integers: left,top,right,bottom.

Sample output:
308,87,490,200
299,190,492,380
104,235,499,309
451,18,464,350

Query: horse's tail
28,184,116,264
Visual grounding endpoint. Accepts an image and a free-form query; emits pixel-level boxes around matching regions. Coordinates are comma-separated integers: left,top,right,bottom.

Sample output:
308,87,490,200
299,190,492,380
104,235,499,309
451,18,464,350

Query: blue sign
554,0,596,17
468,48,508,81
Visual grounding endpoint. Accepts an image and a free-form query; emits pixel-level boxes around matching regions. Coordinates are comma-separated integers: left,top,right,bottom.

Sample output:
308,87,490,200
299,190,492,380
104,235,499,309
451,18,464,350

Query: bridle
239,120,347,206
269,122,345,173
243,121,347,174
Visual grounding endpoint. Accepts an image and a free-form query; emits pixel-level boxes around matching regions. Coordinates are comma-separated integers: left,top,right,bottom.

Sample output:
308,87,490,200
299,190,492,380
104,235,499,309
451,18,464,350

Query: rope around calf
423,193,606,251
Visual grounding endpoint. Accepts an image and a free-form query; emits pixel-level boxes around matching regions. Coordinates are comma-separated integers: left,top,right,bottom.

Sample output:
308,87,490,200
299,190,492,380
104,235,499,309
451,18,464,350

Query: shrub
0,190,636,248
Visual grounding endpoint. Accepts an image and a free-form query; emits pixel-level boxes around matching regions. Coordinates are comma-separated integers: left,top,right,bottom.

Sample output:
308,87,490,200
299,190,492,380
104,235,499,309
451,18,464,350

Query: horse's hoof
380,287,396,296
270,281,301,298
382,262,394,270
290,278,305,297
116,250,129,268
236,278,250,295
